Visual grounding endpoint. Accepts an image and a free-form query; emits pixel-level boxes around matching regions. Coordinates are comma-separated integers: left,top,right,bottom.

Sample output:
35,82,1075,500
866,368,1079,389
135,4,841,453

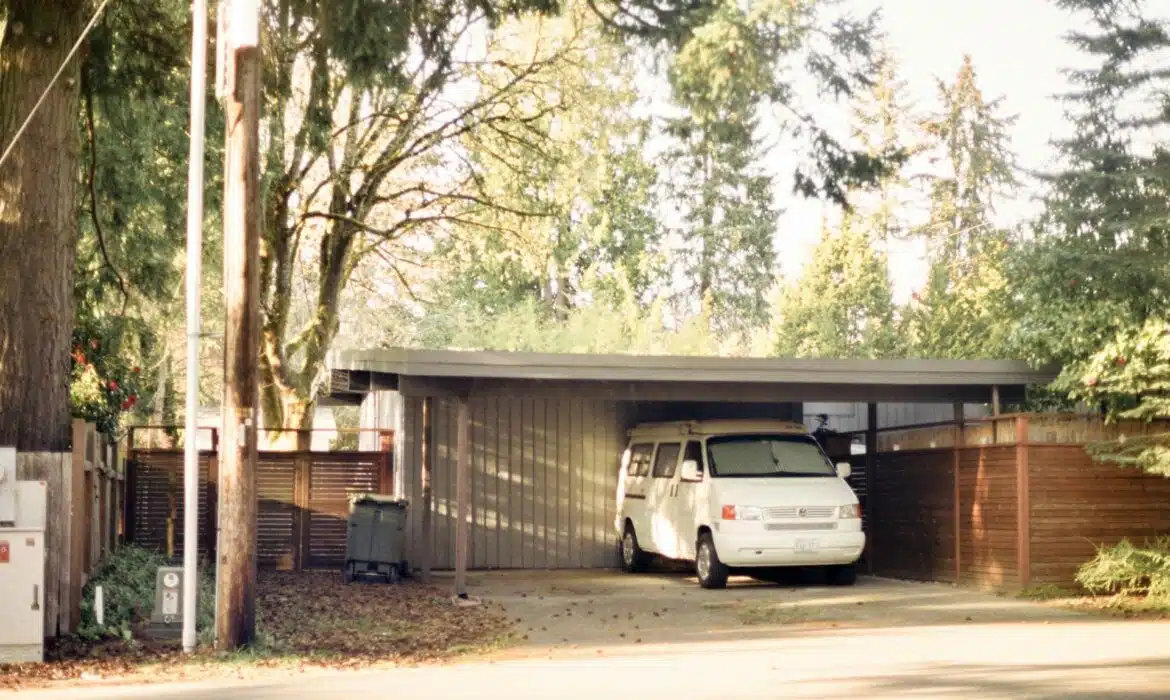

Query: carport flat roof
325,348,1058,405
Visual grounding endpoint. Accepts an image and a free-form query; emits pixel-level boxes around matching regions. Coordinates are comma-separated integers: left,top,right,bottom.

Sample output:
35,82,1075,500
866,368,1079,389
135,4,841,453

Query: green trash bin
344,494,409,583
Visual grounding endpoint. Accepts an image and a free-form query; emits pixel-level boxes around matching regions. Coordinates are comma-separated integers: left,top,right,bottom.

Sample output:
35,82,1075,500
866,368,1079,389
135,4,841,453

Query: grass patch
736,602,823,626
1016,584,1077,601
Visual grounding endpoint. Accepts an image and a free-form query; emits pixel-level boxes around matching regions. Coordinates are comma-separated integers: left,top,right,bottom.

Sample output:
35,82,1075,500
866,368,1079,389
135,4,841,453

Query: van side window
652,443,681,479
628,443,654,477
683,440,703,475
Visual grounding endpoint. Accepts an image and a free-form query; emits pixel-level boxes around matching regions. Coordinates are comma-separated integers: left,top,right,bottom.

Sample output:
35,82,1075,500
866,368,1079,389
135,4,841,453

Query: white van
614,419,865,589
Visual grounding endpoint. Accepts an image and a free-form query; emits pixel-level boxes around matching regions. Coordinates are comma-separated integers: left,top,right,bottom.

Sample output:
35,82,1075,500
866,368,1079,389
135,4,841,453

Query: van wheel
620,525,649,573
826,564,857,586
696,533,729,589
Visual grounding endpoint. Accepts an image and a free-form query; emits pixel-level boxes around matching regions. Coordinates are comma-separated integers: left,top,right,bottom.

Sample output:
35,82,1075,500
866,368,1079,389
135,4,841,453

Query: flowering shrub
69,325,145,436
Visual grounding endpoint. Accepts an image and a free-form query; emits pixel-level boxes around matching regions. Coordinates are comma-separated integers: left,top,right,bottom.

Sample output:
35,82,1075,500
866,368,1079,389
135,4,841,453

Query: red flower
108,380,118,391
1115,356,1127,367
132,366,140,374
72,351,86,364
90,339,99,350
127,395,137,407
121,399,132,411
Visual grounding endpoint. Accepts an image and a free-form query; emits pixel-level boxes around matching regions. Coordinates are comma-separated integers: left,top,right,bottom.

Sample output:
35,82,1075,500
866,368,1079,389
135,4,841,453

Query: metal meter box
344,495,408,583
147,566,185,640
0,446,47,664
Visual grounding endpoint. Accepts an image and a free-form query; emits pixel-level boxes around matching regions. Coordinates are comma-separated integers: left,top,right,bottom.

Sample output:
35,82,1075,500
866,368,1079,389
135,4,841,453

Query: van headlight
839,504,861,519
721,505,762,521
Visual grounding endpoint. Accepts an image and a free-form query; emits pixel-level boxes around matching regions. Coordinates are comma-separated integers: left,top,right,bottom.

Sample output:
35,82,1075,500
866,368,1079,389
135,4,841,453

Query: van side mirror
680,459,703,482
835,462,852,480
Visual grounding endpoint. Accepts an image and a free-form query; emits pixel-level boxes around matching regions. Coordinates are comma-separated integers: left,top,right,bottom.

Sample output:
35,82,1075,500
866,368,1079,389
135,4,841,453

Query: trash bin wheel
386,566,400,584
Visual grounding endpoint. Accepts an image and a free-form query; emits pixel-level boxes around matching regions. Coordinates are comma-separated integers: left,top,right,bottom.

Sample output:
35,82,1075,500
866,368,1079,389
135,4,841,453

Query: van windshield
705,434,836,478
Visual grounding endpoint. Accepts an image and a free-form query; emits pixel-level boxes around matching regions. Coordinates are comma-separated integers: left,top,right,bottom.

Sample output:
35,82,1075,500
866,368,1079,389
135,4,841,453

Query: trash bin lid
348,493,409,507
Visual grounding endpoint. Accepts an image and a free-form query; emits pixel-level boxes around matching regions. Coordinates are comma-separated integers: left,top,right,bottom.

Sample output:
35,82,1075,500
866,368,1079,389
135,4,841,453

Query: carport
325,348,1072,594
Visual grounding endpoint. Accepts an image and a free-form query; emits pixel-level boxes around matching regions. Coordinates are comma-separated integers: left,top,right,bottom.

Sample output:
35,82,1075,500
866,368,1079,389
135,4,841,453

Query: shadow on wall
408,398,805,572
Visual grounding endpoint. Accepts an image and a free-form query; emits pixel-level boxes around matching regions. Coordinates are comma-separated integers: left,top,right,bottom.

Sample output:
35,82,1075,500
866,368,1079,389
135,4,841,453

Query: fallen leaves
0,570,512,691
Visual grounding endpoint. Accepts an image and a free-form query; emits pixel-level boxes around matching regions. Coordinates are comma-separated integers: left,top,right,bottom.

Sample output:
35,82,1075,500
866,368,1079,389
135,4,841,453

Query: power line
0,0,113,171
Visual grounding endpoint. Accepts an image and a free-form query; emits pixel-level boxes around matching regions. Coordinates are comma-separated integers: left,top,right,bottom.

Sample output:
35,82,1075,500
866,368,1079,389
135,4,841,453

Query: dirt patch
0,571,512,691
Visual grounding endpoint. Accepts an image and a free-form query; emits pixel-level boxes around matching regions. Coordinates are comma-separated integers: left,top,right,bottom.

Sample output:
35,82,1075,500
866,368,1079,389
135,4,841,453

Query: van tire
826,563,857,586
696,532,729,589
620,524,649,573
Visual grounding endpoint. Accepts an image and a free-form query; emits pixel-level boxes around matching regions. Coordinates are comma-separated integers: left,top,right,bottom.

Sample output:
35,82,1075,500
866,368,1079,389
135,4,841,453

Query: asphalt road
10,619,1170,700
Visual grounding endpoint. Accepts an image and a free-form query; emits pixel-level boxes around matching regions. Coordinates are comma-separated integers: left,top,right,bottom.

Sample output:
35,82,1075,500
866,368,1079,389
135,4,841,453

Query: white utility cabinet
0,446,47,664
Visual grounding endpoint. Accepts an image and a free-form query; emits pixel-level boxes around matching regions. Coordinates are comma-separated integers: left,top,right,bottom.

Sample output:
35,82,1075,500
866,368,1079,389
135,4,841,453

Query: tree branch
83,67,128,314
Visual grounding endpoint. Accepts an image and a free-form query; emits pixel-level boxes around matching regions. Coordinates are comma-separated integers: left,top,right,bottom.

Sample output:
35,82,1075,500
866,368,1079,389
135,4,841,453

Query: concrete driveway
463,569,1090,657
9,571,1170,699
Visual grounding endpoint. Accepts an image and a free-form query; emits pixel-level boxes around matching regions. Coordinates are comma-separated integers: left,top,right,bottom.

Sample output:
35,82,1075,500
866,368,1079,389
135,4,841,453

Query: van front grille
765,522,838,531
765,506,836,520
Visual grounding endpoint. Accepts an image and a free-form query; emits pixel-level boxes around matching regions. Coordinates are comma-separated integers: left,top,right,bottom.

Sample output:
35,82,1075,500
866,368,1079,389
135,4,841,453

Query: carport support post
454,397,470,598
953,401,963,584
419,397,434,583
865,403,877,575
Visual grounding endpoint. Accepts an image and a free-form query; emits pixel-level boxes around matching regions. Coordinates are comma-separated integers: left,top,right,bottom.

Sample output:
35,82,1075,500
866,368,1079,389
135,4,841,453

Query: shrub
78,545,216,642
1075,536,1170,599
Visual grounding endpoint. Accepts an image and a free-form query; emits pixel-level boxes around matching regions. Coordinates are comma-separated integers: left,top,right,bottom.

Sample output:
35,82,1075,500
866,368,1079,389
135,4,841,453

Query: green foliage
72,0,226,433
1076,537,1170,599
600,0,898,207
78,545,215,642
901,56,1019,360
773,216,901,359
1005,1,1170,475
69,320,147,436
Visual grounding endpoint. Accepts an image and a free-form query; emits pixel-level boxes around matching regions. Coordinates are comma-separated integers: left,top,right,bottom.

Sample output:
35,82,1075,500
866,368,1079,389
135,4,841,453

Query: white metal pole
182,0,209,654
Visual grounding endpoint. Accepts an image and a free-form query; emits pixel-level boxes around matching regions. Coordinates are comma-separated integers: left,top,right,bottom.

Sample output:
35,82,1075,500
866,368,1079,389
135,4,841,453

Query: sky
773,0,1084,303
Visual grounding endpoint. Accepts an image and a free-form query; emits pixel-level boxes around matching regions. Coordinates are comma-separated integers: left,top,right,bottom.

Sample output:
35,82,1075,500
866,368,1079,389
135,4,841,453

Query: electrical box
147,566,185,640
0,448,47,664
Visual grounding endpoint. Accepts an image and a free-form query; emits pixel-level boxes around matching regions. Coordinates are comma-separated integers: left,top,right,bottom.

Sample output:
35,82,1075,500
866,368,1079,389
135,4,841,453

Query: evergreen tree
1009,0,1170,471
772,215,900,359
849,51,924,243
902,55,1019,359
412,5,663,347
662,96,777,336
0,0,87,450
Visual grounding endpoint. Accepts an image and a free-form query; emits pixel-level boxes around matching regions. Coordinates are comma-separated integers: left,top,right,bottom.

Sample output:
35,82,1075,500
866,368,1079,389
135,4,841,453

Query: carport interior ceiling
335,349,1058,573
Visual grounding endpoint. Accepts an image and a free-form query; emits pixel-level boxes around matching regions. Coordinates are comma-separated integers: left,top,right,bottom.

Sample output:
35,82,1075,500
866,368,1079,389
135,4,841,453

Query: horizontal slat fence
859,413,1170,590
127,449,391,570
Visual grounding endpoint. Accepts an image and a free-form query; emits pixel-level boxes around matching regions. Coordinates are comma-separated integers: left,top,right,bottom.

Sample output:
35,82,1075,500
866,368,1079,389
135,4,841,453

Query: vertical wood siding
401,396,628,569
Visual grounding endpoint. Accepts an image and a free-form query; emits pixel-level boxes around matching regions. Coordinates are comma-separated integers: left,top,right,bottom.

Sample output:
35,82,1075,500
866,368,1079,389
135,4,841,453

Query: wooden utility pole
216,0,261,651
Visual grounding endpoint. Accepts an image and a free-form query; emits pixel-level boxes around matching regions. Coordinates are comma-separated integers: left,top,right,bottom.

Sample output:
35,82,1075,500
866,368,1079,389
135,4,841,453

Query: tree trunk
258,375,313,451
0,1,85,451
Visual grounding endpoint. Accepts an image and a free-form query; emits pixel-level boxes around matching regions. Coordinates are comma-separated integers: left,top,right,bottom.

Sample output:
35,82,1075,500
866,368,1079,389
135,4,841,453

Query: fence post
207,451,219,562
124,450,137,546
292,452,311,571
1015,415,1031,589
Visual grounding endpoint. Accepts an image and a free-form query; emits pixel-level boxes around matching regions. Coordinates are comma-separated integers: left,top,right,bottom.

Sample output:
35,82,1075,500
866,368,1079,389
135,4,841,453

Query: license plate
795,538,819,552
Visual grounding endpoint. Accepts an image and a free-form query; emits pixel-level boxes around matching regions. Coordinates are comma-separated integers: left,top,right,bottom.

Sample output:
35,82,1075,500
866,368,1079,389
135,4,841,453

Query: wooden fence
831,413,1170,590
126,447,392,570
11,420,125,638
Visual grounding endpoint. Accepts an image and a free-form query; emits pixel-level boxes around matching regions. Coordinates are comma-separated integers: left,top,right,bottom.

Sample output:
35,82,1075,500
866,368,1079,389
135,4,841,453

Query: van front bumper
712,529,865,568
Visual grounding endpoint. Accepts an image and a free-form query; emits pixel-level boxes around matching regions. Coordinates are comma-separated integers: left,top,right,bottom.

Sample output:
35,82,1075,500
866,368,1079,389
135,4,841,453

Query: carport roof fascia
327,347,1058,388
